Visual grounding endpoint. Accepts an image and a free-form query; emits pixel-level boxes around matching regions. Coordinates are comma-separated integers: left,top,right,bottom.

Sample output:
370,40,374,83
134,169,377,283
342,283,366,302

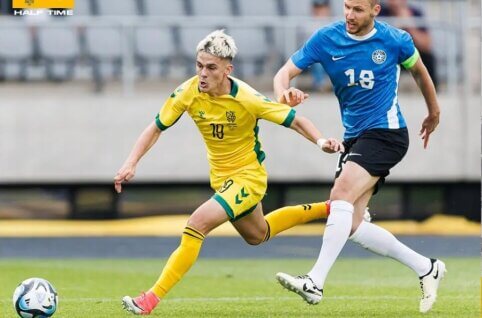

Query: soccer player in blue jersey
273,0,443,313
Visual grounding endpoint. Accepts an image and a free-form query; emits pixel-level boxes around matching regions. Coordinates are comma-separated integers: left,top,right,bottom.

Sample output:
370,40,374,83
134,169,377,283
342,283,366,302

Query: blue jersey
291,20,419,139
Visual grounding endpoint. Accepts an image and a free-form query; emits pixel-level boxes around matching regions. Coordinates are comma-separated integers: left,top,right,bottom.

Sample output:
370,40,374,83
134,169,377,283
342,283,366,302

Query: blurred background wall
0,0,480,221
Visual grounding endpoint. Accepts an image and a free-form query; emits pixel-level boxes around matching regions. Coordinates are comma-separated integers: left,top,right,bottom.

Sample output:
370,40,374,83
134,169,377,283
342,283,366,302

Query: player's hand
278,87,309,107
419,112,440,149
114,163,136,193
317,138,345,154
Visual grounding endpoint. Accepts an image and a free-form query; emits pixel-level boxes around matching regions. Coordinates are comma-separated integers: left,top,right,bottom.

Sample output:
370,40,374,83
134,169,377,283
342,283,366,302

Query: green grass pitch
0,258,479,317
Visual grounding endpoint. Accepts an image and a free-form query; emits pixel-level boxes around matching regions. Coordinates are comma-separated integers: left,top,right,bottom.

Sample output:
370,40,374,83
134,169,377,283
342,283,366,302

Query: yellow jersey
155,76,296,176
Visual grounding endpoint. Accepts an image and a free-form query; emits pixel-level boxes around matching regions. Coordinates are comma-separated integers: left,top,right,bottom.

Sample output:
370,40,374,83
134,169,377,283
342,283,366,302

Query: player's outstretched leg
122,226,205,315
349,220,446,312
273,207,371,305
419,258,447,313
276,273,323,305
122,291,160,315
263,201,371,242
350,222,446,312
262,201,330,242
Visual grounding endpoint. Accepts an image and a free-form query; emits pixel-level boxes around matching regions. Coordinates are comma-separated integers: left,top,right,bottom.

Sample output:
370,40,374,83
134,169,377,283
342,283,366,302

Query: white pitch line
1,295,477,304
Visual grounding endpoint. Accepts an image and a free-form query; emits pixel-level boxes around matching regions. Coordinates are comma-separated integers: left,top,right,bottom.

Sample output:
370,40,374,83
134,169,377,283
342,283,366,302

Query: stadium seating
85,26,123,90
236,0,283,16
0,27,33,80
229,26,276,78
73,0,93,16
38,27,81,81
282,0,313,16
134,26,178,77
95,0,141,16
189,0,235,16
142,0,188,16
0,0,464,92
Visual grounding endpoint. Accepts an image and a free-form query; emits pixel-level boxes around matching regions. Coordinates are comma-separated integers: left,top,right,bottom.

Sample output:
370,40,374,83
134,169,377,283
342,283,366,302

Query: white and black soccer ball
12,278,58,318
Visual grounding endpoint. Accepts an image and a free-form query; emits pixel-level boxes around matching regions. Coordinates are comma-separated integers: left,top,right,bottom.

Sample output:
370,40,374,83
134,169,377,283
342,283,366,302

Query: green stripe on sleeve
213,194,234,219
281,109,296,127
155,114,169,131
401,49,420,69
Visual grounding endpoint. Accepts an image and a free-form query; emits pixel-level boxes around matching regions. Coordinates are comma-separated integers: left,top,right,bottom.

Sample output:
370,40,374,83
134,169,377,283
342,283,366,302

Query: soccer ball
12,278,58,318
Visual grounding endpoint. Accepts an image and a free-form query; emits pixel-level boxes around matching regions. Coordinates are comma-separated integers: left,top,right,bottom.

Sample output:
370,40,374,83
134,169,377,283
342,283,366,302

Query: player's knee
243,235,264,246
245,238,263,246
329,187,347,200
186,215,208,235
330,184,354,201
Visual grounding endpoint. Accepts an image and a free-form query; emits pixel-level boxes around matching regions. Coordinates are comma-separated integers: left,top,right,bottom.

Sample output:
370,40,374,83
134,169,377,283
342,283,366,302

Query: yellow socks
263,201,329,241
148,203,329,296
150,226,205,298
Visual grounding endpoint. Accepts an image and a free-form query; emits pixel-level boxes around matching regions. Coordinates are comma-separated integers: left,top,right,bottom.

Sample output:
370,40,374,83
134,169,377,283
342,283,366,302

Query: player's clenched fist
278,87,309,107
316,138,345,154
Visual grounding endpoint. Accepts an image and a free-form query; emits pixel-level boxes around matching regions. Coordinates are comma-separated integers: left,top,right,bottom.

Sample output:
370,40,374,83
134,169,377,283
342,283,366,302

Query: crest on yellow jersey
226,111,237,130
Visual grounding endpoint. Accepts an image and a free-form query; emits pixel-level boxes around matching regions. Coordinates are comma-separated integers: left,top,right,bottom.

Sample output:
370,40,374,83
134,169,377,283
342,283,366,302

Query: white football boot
419,258,446,313
276,273,323,305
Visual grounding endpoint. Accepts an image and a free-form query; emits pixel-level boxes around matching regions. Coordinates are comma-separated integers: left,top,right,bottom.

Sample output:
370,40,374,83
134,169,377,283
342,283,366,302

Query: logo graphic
332,56,346,61
219,179,233,193
13,0,74,15
432,265,439,279
13,0,74,8
347,152,362,157
235,187,249,204
335,151,349,175
301,277,322,296
226,111,236,123
372,49,387,64
198,110,206,120
226,111,237,130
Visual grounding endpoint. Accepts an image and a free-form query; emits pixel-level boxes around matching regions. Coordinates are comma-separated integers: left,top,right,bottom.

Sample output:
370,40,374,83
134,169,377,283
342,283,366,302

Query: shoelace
296,275,310,279
419,281,425,298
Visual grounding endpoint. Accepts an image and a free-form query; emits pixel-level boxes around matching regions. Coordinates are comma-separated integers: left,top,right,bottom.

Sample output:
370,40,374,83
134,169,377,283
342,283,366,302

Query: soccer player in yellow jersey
115,30,343,315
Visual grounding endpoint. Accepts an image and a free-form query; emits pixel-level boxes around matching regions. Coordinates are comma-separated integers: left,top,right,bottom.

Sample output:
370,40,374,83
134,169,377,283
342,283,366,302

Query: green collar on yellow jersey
229,78,239,98
196,77,238,98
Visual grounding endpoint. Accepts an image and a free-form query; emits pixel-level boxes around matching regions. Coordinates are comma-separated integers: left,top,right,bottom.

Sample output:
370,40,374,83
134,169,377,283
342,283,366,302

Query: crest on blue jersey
372,50,387,64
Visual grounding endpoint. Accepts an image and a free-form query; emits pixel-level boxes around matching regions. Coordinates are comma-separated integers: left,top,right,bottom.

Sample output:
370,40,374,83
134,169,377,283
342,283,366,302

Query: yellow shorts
211,166,267,221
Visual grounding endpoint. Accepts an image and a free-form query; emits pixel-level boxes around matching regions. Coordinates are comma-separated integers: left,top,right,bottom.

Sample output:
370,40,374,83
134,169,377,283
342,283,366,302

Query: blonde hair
196,30,238,60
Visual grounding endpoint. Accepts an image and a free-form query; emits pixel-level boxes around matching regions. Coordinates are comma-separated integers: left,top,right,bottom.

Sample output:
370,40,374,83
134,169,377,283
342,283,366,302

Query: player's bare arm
274,59,308,107
289,116,344,153
114,121,161,193
409,58,441,149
